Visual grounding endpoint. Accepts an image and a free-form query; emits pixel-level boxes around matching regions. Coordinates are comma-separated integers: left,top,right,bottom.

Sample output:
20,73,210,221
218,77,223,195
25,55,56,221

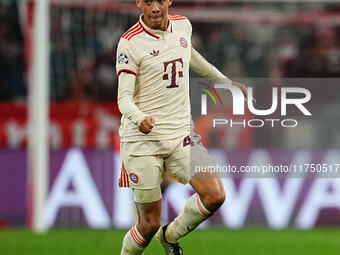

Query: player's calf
121,199,162,254
160,193,213,245
160,177,226,246
135,198,162,242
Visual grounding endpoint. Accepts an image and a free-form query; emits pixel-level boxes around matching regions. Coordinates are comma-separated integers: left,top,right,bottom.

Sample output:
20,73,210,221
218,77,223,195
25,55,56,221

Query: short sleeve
186,18,192,38
116,39,139,76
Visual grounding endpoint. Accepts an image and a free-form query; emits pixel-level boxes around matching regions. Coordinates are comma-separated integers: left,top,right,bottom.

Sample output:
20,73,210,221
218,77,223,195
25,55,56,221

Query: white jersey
116,14,192,142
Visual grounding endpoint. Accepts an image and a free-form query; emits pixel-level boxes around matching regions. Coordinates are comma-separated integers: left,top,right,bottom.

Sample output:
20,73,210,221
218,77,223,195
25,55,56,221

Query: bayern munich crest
180,37,188,48
129,173,139,183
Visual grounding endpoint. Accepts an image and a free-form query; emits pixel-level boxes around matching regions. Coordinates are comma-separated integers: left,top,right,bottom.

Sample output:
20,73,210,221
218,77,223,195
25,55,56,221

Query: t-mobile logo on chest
163,58,183,88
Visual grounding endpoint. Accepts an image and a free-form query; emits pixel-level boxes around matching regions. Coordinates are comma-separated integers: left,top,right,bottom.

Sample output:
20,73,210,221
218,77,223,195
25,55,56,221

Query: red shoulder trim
169,14,186,18
117,69,137,77
170,18,187,20
122,23,139,38
122,24,143,40
126,26,143,41
169,14,187,20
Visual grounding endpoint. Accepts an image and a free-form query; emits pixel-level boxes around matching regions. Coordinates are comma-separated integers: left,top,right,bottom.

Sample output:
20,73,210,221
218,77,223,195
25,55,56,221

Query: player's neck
159,18,169,31
142,14,169,31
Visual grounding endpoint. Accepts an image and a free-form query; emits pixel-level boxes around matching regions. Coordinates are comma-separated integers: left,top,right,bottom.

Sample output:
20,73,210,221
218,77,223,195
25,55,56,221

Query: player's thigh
190,144,225,198
166,137,225,198
164,142,191,184
164,136,218,183
164,134,226,209
189,143,223,195
190,175,224,199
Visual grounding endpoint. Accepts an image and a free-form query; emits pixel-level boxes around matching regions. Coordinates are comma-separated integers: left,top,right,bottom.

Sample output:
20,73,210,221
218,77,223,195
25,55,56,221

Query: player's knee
212,191,226,208
216,190,226,207
144,221,161,236
203,189,226,212
138,219,161,236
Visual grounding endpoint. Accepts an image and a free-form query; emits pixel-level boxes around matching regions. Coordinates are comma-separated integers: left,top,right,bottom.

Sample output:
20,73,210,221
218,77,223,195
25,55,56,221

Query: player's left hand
232,81,256,104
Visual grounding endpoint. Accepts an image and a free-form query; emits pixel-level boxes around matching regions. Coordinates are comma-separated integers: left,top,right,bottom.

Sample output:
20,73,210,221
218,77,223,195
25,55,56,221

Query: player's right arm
117,73,154,134
116,39,154,134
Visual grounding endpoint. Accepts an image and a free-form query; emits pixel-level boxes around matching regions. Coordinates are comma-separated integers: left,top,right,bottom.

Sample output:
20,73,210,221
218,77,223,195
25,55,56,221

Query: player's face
136,0,172,31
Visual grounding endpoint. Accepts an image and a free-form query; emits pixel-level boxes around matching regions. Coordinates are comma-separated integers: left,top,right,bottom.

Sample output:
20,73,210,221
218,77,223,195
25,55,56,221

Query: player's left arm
190,47,255,103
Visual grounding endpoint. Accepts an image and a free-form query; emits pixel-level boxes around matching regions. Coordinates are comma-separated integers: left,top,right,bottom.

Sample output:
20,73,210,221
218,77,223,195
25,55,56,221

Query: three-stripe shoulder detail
169,14,187,21
122,23,143,41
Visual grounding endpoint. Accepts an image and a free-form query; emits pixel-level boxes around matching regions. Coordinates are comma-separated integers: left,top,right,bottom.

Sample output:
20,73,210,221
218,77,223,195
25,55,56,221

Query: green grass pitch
1,228,340,255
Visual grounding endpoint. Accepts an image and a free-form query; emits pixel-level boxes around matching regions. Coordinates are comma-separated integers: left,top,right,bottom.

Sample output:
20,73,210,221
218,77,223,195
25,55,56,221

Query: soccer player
116,0,249,254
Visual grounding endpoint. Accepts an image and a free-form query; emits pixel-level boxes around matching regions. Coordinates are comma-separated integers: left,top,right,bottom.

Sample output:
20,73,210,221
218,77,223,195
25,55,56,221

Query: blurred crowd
200,23,340,79
1,1,340,149
1,2,340,101
0,1,26,101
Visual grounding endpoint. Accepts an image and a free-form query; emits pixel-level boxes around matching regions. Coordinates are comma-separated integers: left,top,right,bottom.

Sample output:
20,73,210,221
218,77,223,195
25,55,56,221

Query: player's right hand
232,81,256,104
139,116,155,134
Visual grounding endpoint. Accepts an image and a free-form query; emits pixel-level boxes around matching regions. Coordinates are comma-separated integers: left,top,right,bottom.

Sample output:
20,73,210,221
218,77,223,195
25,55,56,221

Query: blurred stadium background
1,0,340,254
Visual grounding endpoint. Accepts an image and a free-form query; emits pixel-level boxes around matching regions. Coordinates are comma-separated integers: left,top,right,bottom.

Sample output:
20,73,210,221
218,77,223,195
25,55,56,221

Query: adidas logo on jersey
150,50,160,57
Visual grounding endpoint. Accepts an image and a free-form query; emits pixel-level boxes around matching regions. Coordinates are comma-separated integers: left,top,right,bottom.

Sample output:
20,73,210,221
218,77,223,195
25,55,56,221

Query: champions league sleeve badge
118,53,129,64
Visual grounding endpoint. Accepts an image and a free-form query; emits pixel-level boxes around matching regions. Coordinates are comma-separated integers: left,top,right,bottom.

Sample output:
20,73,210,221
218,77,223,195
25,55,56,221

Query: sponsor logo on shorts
129,173,139,184
183,135,191,147
180,37,188,48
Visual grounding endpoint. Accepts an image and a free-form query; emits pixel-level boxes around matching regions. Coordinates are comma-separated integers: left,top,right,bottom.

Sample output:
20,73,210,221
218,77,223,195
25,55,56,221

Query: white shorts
119,134,215,202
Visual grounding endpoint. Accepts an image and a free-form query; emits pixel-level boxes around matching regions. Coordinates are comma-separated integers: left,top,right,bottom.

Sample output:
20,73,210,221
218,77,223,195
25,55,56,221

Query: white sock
120,224,147,255
165,193,211,243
